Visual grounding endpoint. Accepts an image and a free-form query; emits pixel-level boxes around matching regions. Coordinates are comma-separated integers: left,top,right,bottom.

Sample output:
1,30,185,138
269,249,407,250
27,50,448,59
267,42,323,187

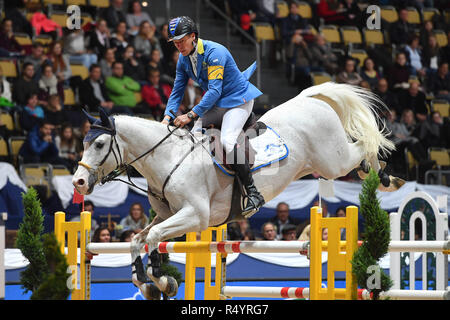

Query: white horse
73,82,403,299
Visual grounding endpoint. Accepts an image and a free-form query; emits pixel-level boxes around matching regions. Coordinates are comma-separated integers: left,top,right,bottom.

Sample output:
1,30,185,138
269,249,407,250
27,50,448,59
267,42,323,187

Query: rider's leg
221,100,265,217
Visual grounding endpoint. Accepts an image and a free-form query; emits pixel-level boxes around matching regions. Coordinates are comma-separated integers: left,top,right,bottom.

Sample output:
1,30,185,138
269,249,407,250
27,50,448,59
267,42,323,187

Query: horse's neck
115,117,181,185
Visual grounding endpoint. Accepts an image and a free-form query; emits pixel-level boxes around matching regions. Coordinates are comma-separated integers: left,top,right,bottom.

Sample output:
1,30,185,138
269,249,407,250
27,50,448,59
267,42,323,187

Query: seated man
80,64,114,113
12,63,41,107
19,119,64,165
427,62,450,103
105,61,140,114
140,68,172,120
397,82,428,123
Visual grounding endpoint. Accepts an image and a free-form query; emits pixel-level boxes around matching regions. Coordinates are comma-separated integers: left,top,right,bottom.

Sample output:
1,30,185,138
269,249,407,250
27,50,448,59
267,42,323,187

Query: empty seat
428,148,450,167
319,25,341,45
0,59,17,78
64,88,76,106
50,11,69,28
0,137,8,158
252,23,276,42
8,136,26,167
89,0,110,7
340,26,363,46
431,100,449,117
434,30,448,47
380,6,398,23
297,1,312,19
406,7,421,24
422,8,440,22
363,28,384,46
276,1,289,18
14,33,32,46
70,63,89,79
349,49,368,67
311,72,332,85
0,112,14,131
52,164,71,176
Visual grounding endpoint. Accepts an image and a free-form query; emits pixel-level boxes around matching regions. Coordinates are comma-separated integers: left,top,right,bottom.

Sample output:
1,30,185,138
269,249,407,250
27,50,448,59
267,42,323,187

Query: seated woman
388,52,410,93
64,28,98,69
121,45,146,82
110,21,130,58
0,18,25,57
126,0,155,36
54,122,78,173
92,227,112,243
38,63,64,105
360,58,381,90
118,202,149,237
99,48,116,79
43,94,66,128
133,21,161,64
46,41,72,86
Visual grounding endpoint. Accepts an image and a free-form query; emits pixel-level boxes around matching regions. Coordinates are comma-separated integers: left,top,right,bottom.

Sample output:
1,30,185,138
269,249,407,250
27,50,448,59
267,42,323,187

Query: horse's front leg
145,204,209,297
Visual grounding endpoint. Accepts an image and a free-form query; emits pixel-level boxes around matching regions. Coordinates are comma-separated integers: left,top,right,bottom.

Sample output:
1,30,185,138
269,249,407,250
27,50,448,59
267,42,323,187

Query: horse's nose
76,178,86,187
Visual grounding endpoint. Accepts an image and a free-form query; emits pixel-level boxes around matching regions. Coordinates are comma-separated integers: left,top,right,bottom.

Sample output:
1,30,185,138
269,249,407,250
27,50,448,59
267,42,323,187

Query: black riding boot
228,144,265,217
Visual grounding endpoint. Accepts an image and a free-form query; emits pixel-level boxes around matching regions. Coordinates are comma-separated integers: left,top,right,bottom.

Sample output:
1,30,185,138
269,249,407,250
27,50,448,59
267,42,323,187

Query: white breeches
192,99,254,154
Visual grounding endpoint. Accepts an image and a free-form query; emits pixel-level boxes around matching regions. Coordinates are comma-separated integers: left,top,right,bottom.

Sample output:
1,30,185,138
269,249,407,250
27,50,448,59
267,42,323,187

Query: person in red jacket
317,0,346,25
140,67,172,120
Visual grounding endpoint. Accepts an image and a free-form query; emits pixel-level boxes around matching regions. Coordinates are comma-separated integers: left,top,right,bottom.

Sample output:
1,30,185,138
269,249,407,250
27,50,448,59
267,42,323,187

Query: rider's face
173,33,196,56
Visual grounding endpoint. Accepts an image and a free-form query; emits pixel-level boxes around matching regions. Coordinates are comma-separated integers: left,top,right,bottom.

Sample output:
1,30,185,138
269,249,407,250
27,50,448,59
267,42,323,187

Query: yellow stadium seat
432,100,449,117
311,72,332,85
349,49,368,67
89,0,110,8
14,33,32,46
64,88,76,106
252,23,275,42
380,6,398,23
0,112,14,131
43,0,64,4
135,91,142,104
50,12,68,28
8,136,25,167
276,1,289,18
363,28,384,46
297,1,312,19
52,164,71,176
0,59,17,78
434,30,448,47
405,148,419,180
0,137,8,157
428,148,450,167
340,26,362,46
35,34,53,46
319,25,341,44
406,7,421,24
70,63,89,79
422,8,440,22
66,0,87,5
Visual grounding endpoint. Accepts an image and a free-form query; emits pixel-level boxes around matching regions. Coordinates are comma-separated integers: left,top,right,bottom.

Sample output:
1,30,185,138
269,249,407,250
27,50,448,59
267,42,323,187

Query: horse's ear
99,107,111,128
82,108,98,124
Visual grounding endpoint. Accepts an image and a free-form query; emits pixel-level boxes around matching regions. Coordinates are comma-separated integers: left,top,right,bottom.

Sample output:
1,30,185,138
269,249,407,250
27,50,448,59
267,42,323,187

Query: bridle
77,120,206,207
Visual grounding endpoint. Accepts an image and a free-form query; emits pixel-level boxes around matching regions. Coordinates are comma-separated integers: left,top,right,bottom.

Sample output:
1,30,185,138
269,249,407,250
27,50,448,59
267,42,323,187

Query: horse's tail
299,82,395,159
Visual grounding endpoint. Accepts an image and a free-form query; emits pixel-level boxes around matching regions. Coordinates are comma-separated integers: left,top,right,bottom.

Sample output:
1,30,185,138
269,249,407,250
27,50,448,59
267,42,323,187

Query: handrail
202,0,261,89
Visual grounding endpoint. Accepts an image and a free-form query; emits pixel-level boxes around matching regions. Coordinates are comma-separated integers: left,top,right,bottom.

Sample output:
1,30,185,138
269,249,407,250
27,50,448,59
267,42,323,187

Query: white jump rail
86,240,450,255
222,286,450,300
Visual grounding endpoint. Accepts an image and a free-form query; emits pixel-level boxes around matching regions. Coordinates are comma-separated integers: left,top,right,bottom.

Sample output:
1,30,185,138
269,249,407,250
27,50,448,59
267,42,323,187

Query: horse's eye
95,142,104,149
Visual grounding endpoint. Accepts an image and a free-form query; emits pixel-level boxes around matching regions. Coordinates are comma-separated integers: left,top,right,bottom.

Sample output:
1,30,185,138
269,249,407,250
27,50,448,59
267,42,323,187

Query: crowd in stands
0,0,448,243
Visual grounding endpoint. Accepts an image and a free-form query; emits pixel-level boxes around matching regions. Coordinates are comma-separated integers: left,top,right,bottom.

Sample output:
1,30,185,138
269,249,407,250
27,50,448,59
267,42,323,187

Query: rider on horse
161,16,265,216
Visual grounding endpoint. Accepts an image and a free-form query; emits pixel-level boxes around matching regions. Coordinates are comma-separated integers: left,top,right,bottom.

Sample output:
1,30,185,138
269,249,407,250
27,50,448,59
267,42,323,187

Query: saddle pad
213,125,289,176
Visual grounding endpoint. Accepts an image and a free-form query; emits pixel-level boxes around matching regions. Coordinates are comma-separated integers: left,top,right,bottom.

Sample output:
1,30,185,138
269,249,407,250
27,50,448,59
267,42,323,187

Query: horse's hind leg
325,140,366,179
358,154,405,191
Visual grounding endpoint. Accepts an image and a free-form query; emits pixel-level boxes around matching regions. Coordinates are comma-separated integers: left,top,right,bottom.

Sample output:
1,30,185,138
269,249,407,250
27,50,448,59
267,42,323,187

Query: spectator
29,11,62,41
100,0,126,31
99,48,116,79
401,109,419,138
317,0,346,26
419,20,434,49
417,111,446,150
441,31,450,64
23,42,46,81
261,222,277,241
280,2,309,46
121,45,146,82
119,202,149,235
105,61,140,112
46,41,72,85
110,21,130,58
0,65,12,106
281,224,297,240
19,119,65,165
0,18,25,57
322,228,328,240
92,227,112,243
140,68,172,120
54,122,78,172
44,94,66,128
80,64,115,113
87,19,111,59
133,21,161,64
397,81,428,122
38,63,64,106
422,34,442,75
147,48,166,79
71,200,99,234
159,23,176,62
374,78,399,116
12,63,40,107
19,93,45,132
404,35,426,78
228,220,253,240
288,34,313,90
309,34,339,75
335,206,346,217
389,8,414,47
126,0,155,36
336,58,362,86
427,62,450,102
269,202,300,240
360,57,381,90
388,52,410,92
340,0,363,27
120,229,136,242
4,1,33,37
64,29,98,69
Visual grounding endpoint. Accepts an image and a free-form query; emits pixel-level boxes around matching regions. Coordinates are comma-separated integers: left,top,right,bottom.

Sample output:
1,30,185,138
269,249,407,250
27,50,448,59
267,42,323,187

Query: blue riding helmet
168,16,198,41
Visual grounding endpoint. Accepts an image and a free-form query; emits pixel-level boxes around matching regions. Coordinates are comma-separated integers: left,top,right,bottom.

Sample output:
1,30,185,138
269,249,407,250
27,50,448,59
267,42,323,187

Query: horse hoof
390,176,405,190
163,276,179,297
132,256,149,285
378,171,390,187
141,283,162,300
359,159,370,173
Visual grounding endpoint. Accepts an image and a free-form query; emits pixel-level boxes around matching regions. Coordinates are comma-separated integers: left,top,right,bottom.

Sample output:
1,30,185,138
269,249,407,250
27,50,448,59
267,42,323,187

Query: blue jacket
164,39,262,118
19,125,58,159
